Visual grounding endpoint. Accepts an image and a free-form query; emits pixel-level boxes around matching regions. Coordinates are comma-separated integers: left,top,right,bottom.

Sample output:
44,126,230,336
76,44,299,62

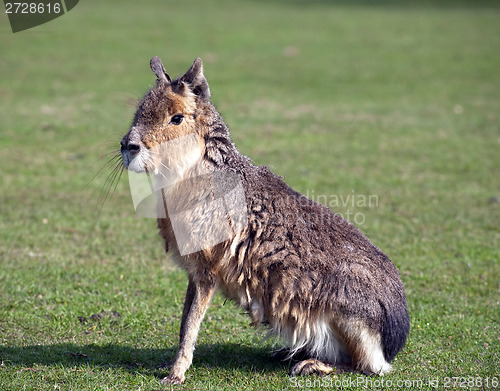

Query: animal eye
169,114,184,125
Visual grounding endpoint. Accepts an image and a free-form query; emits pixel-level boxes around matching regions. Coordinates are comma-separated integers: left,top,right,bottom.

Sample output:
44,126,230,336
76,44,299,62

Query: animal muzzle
120,131,146,171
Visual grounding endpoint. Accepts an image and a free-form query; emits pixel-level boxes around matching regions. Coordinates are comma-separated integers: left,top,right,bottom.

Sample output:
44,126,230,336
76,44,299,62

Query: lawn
0,0,499,390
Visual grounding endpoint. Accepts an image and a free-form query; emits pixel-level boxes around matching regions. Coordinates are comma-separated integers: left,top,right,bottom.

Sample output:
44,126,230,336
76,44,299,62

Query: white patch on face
125,145,151,173
121,126,151,173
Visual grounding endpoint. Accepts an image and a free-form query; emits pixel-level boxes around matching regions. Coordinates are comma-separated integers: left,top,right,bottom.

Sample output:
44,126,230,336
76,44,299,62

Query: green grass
1,0,499,389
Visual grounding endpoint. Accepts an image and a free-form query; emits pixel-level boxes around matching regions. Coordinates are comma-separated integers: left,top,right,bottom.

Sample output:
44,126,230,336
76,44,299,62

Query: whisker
90,149,122,168
87,152,122,186
146,149,173,173
100,162,124,206
156,168,168,181
158,160,173,172
91,157,126,231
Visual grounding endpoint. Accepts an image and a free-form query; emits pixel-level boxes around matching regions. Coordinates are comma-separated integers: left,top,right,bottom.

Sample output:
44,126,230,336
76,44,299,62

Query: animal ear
150,56,171,83
180,58,210,99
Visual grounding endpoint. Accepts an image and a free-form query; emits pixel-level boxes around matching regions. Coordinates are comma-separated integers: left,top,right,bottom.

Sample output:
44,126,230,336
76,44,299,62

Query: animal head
121,57,213,175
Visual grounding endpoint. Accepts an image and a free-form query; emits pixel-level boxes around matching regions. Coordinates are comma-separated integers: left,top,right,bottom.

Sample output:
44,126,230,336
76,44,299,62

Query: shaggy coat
120,57,410,385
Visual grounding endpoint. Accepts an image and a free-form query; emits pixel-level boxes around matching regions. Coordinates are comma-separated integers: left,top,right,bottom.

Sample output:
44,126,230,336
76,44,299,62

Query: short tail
381,297,410,362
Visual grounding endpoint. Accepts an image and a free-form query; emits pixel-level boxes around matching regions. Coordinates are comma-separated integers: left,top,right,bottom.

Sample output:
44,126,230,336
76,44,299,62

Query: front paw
161,372,185,385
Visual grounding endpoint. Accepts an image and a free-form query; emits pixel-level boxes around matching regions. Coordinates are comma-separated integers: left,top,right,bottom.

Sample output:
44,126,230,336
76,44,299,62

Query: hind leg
336,320,392,375
289,319,392,376
353,333,392,375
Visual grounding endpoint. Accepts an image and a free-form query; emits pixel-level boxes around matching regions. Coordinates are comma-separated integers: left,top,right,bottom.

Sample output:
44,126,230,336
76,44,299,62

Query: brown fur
120,57,410,384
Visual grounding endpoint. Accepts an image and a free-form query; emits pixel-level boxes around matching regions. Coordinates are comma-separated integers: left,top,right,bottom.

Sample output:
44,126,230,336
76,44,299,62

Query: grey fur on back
206,125,409,361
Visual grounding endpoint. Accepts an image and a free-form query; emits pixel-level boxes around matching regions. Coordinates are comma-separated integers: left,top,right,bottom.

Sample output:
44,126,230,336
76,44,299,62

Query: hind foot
290,359,336,376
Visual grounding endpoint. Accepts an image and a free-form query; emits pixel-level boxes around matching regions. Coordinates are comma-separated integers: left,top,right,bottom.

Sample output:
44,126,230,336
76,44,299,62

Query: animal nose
121,139,141,156
127,143,141,154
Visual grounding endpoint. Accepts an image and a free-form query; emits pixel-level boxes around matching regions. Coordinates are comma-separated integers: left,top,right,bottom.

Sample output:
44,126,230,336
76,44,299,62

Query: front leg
161,276,217,385
179,277,196,343
159,278,196,370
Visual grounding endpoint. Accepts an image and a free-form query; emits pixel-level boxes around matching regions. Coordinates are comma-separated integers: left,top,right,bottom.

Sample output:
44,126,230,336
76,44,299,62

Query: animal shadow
0,342,285,378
